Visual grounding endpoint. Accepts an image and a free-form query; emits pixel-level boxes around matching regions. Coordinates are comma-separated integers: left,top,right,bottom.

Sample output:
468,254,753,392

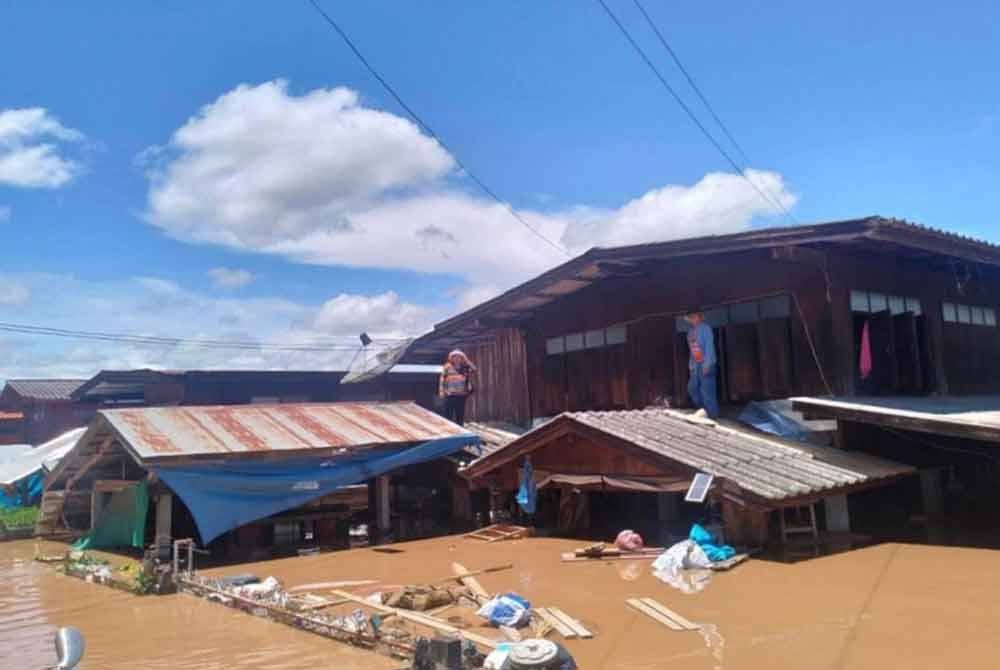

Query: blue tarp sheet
152,434,477,544
737,401,809,442
0,471,44,509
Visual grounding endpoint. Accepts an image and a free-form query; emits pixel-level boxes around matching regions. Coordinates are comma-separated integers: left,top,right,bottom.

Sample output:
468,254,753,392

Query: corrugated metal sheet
463,421,523,461
4,379,86,401
102,401,473,462
466,408,913,502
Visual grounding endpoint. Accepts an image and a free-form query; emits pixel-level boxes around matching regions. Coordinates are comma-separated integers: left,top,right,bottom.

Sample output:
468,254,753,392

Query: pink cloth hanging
859,320,873,380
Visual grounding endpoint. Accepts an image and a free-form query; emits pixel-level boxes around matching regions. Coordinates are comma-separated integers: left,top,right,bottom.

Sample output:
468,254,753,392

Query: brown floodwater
3,535,1000,669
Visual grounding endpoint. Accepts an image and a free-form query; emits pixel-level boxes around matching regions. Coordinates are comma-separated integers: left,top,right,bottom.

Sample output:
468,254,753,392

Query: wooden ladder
779,503,819,543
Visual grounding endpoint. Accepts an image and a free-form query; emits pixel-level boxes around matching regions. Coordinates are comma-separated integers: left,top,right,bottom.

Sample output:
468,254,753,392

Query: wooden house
405,218,1000,546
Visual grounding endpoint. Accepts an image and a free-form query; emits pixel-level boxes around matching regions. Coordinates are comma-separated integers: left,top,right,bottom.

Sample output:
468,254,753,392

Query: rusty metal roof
463,408,914,502
100,401,473,462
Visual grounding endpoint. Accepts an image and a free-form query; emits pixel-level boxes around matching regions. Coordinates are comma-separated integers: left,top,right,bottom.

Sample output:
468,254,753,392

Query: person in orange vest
439,350,476,425
684,307,719,418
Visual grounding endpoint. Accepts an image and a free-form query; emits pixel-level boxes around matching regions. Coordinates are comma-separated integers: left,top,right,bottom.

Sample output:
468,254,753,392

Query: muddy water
0,540,393,669
4,536,1000,669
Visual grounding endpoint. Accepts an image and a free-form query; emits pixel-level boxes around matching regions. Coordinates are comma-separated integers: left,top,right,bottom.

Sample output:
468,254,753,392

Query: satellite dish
684,472,714,503
340,338,414,384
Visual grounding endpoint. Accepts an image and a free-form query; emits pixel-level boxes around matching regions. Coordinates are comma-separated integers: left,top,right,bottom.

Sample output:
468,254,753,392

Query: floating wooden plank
626,598,684,631
452,562,490,603
707,553,749,571
572,546,664,558
430,563,512,586
329,590,498,649
534,608,576,638
561,552,658,563
289,579,379,593
639,598,699,631
464,524,530,542
545,607,592,639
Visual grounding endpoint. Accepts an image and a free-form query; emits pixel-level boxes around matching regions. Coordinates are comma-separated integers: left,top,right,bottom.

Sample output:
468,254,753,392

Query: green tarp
72,481,148,551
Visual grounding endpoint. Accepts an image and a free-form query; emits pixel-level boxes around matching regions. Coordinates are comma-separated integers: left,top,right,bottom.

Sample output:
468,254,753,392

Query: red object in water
615,529,644,551
859,320,873,380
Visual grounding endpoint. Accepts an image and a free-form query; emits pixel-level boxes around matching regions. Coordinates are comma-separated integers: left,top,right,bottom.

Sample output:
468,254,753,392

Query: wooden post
371,475,391,544
920,469,944,519
829,285,856,396
90,491,107,530
155,492,173,552
824,493,851,533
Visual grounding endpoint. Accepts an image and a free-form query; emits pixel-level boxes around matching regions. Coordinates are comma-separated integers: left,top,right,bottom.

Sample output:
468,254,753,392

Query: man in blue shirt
684,308,719,418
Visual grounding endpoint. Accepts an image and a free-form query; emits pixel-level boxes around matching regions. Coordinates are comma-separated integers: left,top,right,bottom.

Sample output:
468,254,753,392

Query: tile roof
3,379,86,401
463,408,913,502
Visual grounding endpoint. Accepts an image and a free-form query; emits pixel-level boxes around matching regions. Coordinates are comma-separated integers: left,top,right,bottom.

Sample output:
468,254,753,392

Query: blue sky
1,1,999,379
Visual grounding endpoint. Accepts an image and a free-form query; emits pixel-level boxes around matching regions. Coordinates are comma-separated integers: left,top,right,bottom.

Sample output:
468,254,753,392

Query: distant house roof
405,217,1000,360
2,379,86,401
80,401,472,465
462,408,913,503
73,367,441,401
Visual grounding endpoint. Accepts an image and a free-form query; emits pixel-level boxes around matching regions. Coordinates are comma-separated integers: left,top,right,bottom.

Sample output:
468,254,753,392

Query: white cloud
312,291,430,338
0,206,10,223
142,81,797,293
0,273,439,382
0,108,84,188
207,266,254,289
0,281,29,306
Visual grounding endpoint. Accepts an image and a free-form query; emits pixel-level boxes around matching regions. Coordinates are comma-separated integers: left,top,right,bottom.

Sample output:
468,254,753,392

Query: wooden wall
464,328,532,426
523,250,835,417
445,245,1000,428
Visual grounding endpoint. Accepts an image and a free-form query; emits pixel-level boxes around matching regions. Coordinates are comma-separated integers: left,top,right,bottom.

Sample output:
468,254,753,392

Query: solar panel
684,473,714,503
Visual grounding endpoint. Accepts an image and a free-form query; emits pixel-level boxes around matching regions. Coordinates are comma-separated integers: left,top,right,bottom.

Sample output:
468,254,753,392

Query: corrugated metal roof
3,379,86,401
464,409,913,502
463,421,523,461
102,401,473,462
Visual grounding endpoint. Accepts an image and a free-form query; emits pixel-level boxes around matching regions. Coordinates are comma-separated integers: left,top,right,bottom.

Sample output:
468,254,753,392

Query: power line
630,0,798,224
630,0,752,166
595,0,796,224
304,0,571,258
0,321,394,353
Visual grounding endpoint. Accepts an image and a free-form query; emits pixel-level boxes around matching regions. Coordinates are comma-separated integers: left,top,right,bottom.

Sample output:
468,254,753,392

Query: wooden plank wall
449,244,1000,428
524,250,834,415
463,328,531,426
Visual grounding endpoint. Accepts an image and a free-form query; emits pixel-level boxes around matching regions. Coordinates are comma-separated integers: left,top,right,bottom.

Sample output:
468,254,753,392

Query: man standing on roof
684,308,719,419
439,350,476,426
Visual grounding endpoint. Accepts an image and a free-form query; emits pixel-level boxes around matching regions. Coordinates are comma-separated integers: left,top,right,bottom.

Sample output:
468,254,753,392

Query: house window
545,337,565,355
851,290,922,316
584,329,605,349
545,324,628,356
943,302,996,327
675,295,792,333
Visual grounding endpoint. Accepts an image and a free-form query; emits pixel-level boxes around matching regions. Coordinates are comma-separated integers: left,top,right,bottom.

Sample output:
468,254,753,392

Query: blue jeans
688,365,719,418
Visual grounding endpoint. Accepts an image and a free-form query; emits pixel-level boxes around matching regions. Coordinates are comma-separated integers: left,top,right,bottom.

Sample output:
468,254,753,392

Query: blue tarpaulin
515,458,536,514
737,401,809,442
151,434,477,544
0,471,43,509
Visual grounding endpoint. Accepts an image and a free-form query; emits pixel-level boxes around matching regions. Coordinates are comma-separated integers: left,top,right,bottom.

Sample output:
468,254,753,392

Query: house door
893,312,923,393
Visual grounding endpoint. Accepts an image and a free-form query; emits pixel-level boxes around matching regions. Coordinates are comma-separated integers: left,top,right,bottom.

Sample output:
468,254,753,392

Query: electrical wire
0,321,399,352
595,0,796,224
304,0,571,258
630,0,750,166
